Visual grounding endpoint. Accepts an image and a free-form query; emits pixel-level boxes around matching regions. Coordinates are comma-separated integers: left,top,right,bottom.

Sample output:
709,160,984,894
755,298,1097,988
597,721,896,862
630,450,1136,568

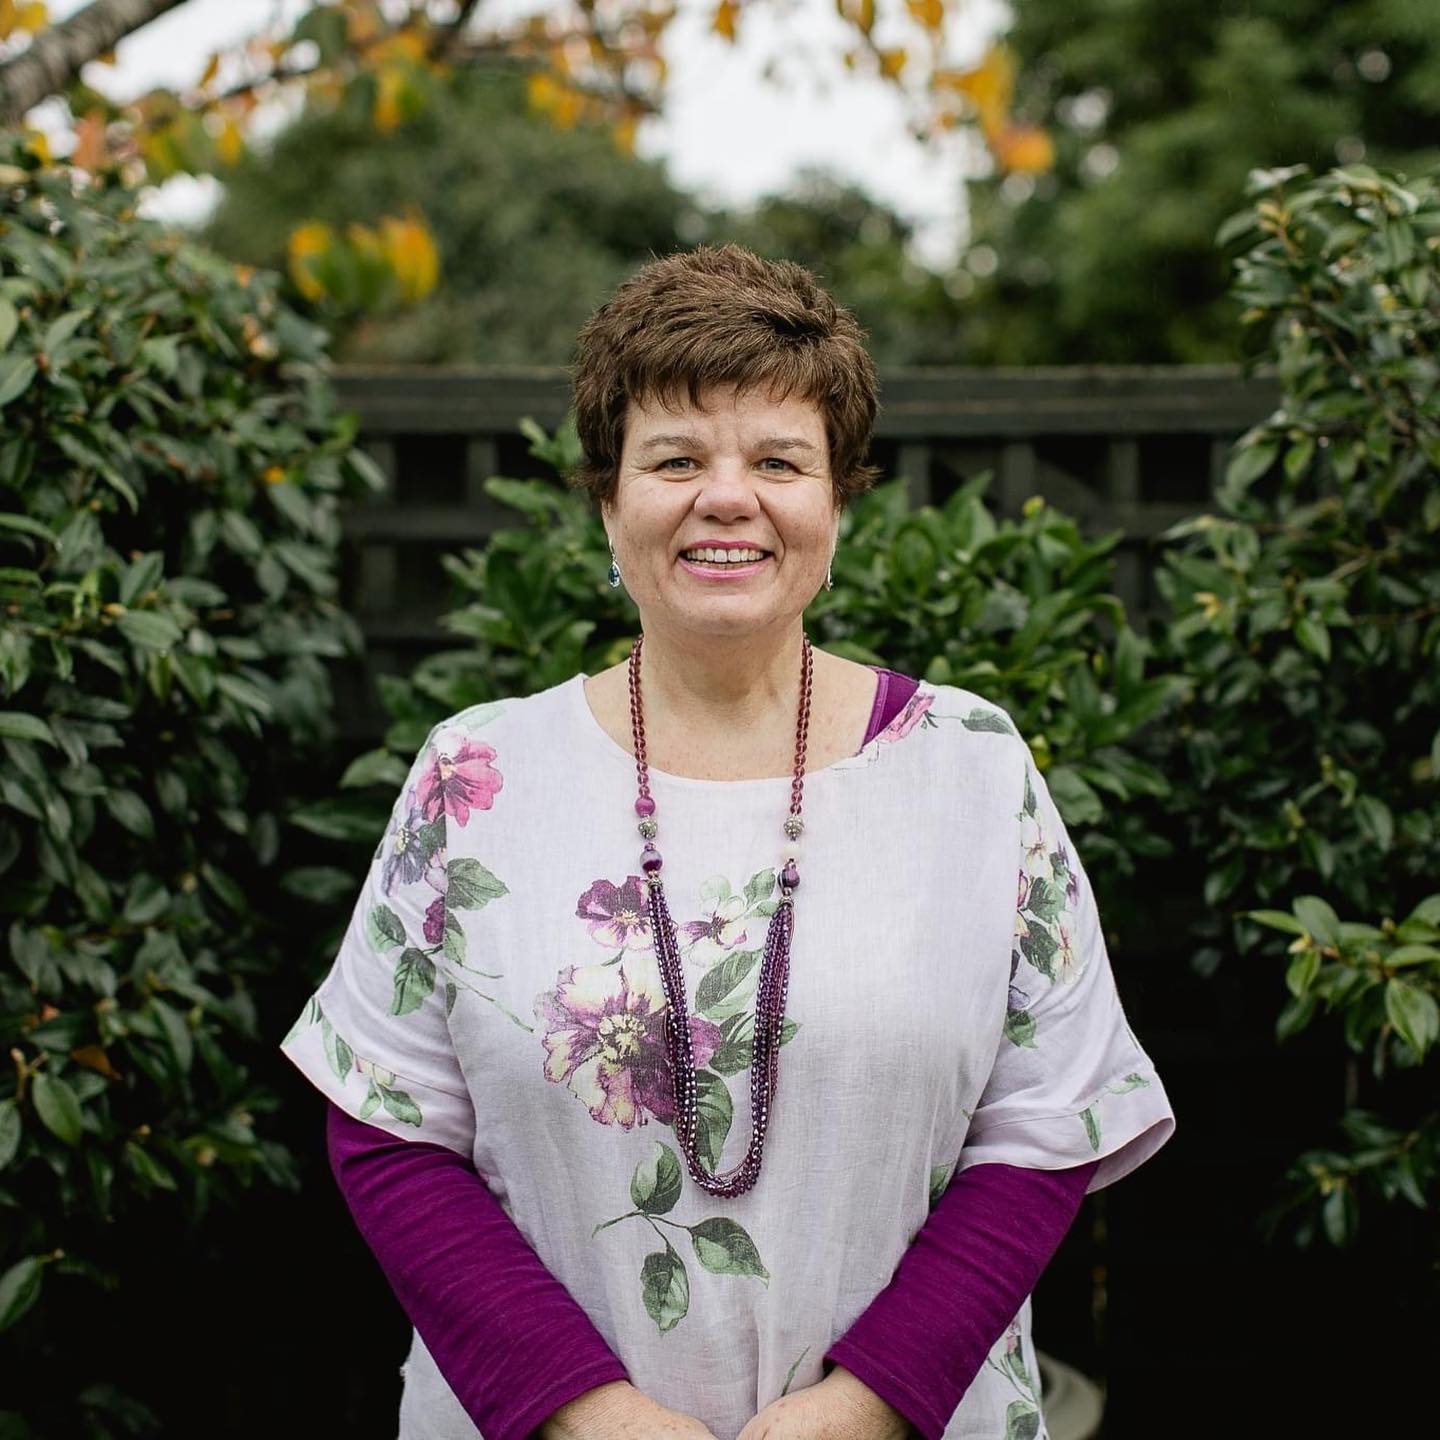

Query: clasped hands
542,1364,914,1440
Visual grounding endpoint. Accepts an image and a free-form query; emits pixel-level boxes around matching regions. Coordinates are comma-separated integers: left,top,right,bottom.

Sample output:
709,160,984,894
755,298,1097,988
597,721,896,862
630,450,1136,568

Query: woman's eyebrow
632,434,820,456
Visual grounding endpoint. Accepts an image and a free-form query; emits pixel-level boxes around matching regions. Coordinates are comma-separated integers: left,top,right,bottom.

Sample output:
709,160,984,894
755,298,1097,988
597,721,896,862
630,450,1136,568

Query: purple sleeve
325,1102,629,1440
319,664,1093,1438
823,1157,1099,1438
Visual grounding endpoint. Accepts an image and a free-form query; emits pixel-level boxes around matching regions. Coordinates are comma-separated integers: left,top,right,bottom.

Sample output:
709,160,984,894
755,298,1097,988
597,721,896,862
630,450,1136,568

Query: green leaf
0,711,55,745
0,1256,44,1332
391,947,436,1015
31,1072,83,1145
1224,439,1278,492
1293,896,1341,949
447,857,508,910
640,1242,689,1333
1294,614,1330,662
691,1068,732,1172
695,949,760,1021
340,747,410,789
0,1099,20,1170
0,355,36,408
1385,980,1438,1056
630,1141,683,1216
103,788,155,840
379,1084,422,1126
366,905,407,952
689,1216,769,1283
0,513,56,544
116,610,183,651
1244,909,1307,936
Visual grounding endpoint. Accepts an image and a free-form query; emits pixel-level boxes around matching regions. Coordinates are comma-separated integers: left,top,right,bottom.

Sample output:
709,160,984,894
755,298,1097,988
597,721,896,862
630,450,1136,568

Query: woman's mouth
677,547,773,579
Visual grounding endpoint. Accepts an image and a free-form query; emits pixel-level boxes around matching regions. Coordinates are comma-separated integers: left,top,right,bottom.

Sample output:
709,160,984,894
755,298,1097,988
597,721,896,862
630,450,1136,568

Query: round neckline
569,668,921,791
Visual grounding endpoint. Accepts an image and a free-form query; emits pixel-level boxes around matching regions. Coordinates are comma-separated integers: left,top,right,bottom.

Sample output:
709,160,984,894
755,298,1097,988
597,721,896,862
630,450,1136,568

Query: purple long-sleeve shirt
322,667,1100,1440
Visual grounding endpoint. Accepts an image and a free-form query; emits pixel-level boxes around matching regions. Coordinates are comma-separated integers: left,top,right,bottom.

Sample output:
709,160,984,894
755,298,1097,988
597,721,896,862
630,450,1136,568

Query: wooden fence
329,364,1281,732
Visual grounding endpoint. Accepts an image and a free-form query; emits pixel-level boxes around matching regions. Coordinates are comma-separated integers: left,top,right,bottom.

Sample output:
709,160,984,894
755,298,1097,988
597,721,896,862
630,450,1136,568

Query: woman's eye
659,457,695,470
759,458,795,471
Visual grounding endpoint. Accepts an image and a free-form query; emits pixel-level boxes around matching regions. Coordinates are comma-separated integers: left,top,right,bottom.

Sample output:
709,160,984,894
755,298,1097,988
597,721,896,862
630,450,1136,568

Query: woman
280,244,1175,1440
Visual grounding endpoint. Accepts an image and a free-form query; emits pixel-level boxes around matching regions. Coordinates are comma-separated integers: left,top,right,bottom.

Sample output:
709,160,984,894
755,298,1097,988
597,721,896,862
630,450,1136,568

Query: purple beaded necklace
628,630,813,1198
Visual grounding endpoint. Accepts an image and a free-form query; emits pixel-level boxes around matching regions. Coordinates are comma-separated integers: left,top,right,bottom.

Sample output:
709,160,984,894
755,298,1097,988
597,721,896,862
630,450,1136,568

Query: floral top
280,672,1176,1440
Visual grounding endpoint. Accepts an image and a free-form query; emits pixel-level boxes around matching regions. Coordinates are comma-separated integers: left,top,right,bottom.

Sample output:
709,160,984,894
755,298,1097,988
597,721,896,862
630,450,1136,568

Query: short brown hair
569,244,882,509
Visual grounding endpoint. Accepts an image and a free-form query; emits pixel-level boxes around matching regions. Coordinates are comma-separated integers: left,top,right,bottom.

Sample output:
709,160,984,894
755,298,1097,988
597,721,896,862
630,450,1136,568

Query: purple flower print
576,875,653,950
423,895,445,946
678,892,749,967
535,961,722,1129
416,738,503,826
381,812,431,894
877,690,933,742
1052,842,1080,907
1007,948,1030,1013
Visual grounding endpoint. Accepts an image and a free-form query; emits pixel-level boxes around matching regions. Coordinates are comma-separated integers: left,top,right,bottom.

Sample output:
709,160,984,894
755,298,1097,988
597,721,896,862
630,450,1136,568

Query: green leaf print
1004,1008,1036,1049
928,1160,957,1210
641,1240,689,1333
1022,768,1037,818
447,856,508,910
1004,1401,1041,1440
444,981,458,1017
283,995,320,1046
442,908,466,967
742,868,776,908
708,1012,800,1076
366,905,406,952
1006,1342,1033,1389
780,1347,810,1397
360,1079,382,1120
319,1016,353,1083
1024,875,1065,926
691,1069,733,1172
416,816,446,862
1020,921,1060,980
379,1083,422,1127
1110,1072,1150,1094
631,1141,683,1217
963,707,1017,737
689,1217,769,1284
392,947,437,1015
1080,1104,1101,1152
699,876,733,908
695,949,760,1021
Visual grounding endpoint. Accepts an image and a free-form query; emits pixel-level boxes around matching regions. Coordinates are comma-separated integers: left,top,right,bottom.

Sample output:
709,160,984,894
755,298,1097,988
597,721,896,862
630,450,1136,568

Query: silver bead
783,815,804,840
638,817,658,839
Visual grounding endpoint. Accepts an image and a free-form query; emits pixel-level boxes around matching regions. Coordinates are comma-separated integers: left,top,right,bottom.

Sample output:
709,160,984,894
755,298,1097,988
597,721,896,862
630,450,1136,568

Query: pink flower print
534,961,722,1128
877,690,933,743
679,891,749,967
416,738,503,826
576,875,652,950
423,895,445,946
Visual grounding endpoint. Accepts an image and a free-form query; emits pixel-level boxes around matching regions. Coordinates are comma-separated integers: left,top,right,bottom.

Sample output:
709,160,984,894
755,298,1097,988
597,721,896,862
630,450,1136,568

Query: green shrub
0,138,376,1431
1155,161,1440,1244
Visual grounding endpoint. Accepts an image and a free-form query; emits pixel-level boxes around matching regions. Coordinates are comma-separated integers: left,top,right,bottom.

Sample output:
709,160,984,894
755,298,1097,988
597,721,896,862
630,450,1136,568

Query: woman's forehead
623,383,826,443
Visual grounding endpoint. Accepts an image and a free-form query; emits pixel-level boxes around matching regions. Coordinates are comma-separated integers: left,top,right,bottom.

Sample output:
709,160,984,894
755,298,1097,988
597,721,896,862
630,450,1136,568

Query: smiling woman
280,243,1175,1440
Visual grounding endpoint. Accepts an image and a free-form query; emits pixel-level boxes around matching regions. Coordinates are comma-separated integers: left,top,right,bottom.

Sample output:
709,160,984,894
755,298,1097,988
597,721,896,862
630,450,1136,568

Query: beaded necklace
628,630,813,1198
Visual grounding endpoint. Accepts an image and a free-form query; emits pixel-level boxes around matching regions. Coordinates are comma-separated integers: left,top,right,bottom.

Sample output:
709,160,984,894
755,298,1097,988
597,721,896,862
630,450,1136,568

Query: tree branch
0,0,191,125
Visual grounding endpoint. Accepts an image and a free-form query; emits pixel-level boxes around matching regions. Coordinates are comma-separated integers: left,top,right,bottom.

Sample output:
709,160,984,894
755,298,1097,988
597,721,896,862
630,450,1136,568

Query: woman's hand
735,1365,914,1440
537,1380,721,1440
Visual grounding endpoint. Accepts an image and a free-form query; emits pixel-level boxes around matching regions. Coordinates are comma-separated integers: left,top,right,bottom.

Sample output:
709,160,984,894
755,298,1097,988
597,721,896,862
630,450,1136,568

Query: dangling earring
608,543,622,589
825,555,834,592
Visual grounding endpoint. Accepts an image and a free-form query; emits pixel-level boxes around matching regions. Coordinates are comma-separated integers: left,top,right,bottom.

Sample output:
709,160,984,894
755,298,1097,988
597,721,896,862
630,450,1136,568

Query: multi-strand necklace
627,630,813,1198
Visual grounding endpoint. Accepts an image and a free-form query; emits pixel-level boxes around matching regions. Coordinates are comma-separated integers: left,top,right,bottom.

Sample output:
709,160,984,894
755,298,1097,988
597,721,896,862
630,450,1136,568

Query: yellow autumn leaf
992,122,1054,174
22,129,52,165
905,0,944,31
878,47,907,79
379,213,440,303
72,109,108,172
287,221,334,302
199,51,221,90
712,0,738,42
373,66,406,133
217,117,244,166
611,113,639,154
946,43,1014,131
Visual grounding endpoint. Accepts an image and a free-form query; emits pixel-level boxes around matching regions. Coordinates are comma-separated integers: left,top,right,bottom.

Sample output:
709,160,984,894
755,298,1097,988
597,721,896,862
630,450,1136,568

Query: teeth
682,548,767,563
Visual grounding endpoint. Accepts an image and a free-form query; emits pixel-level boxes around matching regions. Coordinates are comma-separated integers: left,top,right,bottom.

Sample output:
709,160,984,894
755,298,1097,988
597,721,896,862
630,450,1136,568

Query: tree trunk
0,0,191,127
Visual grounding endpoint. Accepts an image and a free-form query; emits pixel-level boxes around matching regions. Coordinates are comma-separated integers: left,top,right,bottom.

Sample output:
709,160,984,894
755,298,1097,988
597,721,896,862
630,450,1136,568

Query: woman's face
602,382,839,642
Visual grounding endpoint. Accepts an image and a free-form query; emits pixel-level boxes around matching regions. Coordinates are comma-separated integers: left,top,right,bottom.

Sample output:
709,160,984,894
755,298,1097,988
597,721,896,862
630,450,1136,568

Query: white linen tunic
280,672,1176,1440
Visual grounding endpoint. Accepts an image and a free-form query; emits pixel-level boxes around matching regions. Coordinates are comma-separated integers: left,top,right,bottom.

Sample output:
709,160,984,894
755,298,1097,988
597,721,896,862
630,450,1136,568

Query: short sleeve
957,752,1176,1194
278,728,476,1157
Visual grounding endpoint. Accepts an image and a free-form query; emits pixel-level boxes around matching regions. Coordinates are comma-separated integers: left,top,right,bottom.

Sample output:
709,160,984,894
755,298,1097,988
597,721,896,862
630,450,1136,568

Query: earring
608,544,622,589
825,557,834,592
